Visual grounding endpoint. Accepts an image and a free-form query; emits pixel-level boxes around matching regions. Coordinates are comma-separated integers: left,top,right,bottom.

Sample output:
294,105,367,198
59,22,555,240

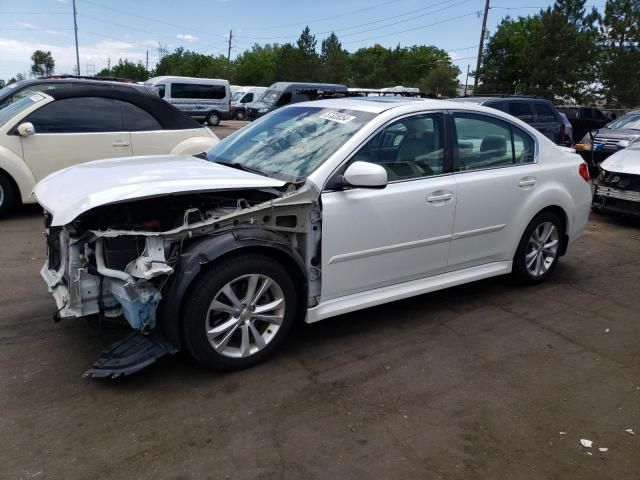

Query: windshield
0,93,45,127
607,113,640,131
206,106,375,182
231,91,246,101
259,89,282,105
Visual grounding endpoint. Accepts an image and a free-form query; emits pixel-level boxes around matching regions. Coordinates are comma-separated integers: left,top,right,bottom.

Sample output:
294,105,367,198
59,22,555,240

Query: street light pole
473,0,490,90
72,0,80,77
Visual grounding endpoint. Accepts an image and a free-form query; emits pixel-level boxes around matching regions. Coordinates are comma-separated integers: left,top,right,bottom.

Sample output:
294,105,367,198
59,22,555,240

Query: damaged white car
37,98,592,377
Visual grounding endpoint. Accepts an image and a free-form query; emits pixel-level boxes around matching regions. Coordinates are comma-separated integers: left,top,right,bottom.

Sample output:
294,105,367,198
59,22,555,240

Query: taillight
579,162,590,182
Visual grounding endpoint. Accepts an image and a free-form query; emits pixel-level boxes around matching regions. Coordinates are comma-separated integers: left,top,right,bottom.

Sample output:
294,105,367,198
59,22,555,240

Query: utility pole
473,0,490,89
464,64,470,95
72,0,80,78
227,30,233,61
107,57,110,73
145,50,149,71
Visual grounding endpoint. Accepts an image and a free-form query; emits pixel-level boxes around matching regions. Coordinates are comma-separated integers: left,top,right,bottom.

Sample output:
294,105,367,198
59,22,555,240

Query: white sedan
36,98,592,377
0,84,218,216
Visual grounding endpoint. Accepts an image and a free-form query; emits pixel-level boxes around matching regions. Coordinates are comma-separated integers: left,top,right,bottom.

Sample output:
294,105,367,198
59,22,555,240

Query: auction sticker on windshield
319,111,356,124
29,94,45,102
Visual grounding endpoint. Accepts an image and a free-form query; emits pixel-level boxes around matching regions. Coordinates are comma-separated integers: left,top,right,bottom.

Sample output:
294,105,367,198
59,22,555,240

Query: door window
276,92,292,106
348,113,445,180
25,97,124,133
534,103,557,122
507,102,533,122
170,83,226,99
241,92,254,103
155,84,166,98
122,101,162,131
453,113,535,170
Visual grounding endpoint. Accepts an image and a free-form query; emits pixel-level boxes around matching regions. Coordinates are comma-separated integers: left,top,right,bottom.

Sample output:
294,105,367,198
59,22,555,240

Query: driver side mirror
17,122,35,137
341,161,388,189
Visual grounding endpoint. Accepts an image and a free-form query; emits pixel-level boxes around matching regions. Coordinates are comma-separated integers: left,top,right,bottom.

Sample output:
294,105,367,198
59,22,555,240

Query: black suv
452,96,566,144
558,106,609,143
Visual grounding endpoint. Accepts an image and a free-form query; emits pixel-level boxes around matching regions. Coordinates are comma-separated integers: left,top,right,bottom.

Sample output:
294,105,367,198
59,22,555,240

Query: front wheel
512,212,563,285
0,174,17,218
234,108,246,120
206,111,220,126
182,254,298,370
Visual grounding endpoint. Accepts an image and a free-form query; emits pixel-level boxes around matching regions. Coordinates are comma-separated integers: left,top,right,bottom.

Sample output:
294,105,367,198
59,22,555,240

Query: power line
235,0,470,40
346,11,479,45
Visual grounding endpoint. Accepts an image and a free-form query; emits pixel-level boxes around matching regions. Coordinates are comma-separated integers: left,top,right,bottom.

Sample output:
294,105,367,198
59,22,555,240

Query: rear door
448,111,538,269
20,96,132,181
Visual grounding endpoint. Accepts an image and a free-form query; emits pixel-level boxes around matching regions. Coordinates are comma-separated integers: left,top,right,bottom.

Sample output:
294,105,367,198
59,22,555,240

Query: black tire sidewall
234,109,245,120
207,112,220,126
512,212,563,285
0,175,16,217
182,254,298,370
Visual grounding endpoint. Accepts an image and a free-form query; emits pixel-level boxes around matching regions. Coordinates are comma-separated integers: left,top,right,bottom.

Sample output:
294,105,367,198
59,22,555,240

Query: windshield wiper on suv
214,160,269,177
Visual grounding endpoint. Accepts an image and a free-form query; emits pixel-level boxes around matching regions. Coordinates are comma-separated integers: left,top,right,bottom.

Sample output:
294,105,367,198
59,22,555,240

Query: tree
30,50,55,77
320,33,349,84
153,48,234,80
600,0,640,106
234,44,280,85
96,59,150,81
295,26,320,81
418,64,460,97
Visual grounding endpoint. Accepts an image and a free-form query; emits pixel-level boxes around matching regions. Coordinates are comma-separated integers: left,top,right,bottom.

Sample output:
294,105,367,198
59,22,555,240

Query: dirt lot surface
1,120,638,479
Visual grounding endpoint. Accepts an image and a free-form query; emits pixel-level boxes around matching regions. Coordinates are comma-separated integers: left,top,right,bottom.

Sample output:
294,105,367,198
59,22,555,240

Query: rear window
170,83,226,99
534,103,557,122
507,102,533,122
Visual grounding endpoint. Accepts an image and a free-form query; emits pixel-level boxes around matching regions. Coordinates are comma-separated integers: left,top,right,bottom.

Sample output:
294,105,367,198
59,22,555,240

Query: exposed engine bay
41,185,321,377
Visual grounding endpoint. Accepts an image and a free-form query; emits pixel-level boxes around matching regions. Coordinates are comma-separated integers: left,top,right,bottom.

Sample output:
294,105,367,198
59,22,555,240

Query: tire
512,211,563,285
182,253,298,371
234,109,246,121
206,111,220,126
0,174,17,218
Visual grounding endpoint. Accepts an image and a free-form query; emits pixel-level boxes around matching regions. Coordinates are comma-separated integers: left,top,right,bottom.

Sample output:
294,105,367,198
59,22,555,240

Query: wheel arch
512,204,570,259
156,227,308,350
0,147,37,203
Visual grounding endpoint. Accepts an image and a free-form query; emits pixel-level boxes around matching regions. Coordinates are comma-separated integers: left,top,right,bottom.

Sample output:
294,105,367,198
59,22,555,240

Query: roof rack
460,93,548,99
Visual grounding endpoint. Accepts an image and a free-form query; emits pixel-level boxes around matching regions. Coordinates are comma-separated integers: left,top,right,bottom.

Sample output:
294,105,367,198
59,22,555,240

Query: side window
170,83,226,99
507,102,533,122
534,103,557,122
348,113,445,181
580,108,593,119
484,101,505,112
593,109,606,121
241,93,253,103
25,97,124,133
276,92,292,106
453,114,514,171
121,101,162,131
292,92,312,103
155,84,166,98
512,126,535,164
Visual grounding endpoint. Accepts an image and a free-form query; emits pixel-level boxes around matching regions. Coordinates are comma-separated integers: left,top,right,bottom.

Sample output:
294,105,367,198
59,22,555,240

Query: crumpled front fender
156,226,307,349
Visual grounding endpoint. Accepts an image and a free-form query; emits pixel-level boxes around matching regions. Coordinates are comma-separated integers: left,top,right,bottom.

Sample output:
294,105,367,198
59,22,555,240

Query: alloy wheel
526,221,559,277
205,274,285,358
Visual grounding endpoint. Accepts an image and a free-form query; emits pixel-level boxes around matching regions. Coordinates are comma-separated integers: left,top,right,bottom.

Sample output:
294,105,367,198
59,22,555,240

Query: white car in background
36,98,591,377
0,84,218,216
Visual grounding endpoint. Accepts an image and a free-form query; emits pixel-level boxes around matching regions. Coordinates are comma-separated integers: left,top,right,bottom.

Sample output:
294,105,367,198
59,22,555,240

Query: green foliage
234,44,280,86
320,33,350,84
153,47,234,79
97,59,150,81
31,50,55,77
478,0,639,106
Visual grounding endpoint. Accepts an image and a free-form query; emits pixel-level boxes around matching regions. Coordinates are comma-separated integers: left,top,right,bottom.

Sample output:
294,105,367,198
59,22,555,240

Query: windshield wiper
214,160,269,177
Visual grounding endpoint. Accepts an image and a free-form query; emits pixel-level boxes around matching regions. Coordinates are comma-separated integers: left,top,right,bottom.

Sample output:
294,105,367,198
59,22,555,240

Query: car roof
44,85,201,130
289,97,478,114
269,82,348,91
452,96,552,104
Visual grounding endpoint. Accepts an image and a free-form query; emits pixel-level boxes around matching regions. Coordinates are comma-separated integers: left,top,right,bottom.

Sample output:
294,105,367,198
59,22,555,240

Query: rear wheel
512,212,563,284
206,111,220,126
0,174,17,218
182,254,298,370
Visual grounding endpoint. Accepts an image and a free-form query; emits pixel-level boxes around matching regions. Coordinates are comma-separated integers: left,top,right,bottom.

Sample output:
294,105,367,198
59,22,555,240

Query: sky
0,0,607,84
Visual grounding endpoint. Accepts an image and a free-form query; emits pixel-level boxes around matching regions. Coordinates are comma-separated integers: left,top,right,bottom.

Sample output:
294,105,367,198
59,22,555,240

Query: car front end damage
592,169,640,217
40,186,321,378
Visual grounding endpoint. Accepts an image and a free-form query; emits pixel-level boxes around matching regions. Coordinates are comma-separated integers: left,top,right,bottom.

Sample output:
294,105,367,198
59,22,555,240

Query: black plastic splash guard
84,331,178,379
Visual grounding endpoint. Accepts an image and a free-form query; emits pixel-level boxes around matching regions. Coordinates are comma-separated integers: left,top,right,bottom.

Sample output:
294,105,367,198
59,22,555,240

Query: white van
230,86,267,120
145,76,231,126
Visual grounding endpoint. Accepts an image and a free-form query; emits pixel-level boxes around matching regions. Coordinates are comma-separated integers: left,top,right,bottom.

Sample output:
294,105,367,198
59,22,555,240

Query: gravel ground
0,121,638,479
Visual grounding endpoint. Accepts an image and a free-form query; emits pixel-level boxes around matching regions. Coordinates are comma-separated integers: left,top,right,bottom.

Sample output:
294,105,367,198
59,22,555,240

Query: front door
20,96,132,181
320,112,457,301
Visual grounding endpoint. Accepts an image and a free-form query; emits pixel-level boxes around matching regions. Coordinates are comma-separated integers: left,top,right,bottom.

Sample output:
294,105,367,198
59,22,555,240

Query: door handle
112,141,130,147
426,192,453,203
518,177,537,188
